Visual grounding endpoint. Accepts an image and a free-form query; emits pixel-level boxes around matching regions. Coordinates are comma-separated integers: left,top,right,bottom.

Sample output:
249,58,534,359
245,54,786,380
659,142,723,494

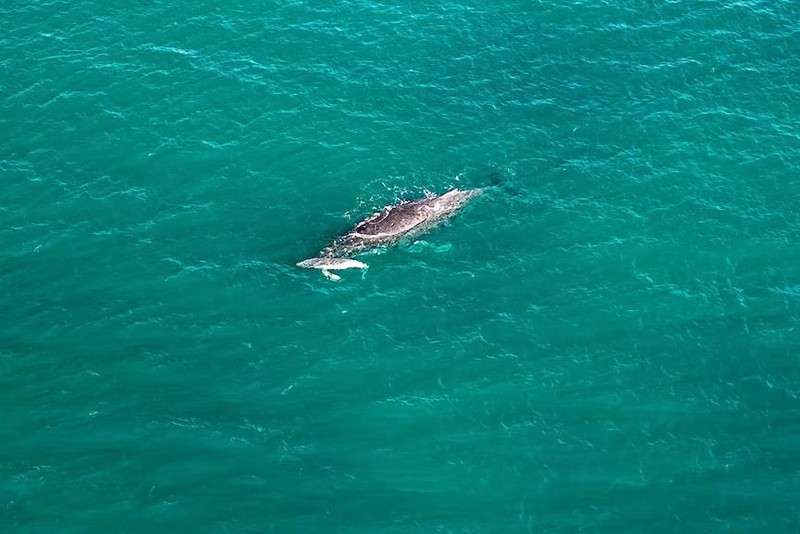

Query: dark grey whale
298,188,482,280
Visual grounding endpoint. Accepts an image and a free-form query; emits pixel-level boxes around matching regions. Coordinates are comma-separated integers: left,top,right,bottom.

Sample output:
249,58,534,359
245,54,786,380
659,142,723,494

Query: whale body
297,188,481,280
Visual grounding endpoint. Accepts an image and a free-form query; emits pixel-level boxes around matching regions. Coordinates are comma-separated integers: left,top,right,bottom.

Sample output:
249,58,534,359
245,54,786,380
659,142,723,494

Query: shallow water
2,0,799,531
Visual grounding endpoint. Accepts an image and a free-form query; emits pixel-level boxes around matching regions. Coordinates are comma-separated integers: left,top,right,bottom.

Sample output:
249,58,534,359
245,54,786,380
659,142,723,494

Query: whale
297,188,481,280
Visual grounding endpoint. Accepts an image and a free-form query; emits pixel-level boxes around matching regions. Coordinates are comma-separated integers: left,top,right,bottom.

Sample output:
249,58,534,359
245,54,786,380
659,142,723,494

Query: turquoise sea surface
2,0,799,532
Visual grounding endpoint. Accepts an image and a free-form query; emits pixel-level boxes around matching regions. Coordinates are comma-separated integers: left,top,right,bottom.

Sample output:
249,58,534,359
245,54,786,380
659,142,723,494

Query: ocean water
2,0,799,531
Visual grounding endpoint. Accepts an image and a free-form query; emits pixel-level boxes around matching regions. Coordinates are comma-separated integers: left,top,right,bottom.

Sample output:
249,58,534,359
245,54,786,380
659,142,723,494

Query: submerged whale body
297,188,481,280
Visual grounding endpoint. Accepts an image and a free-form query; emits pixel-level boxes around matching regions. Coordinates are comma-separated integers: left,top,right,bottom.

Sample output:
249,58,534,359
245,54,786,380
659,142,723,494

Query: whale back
316,188,483,260
352,201,429,237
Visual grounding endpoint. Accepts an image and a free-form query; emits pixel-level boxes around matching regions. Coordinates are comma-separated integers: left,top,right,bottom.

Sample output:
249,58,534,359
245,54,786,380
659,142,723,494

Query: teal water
2,0,799,531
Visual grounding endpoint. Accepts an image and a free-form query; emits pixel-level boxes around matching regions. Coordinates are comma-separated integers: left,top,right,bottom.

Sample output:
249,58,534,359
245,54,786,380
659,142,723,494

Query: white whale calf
295,257,368,281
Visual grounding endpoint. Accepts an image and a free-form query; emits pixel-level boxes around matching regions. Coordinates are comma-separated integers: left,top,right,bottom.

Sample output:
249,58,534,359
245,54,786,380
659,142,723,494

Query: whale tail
477,167,523,198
